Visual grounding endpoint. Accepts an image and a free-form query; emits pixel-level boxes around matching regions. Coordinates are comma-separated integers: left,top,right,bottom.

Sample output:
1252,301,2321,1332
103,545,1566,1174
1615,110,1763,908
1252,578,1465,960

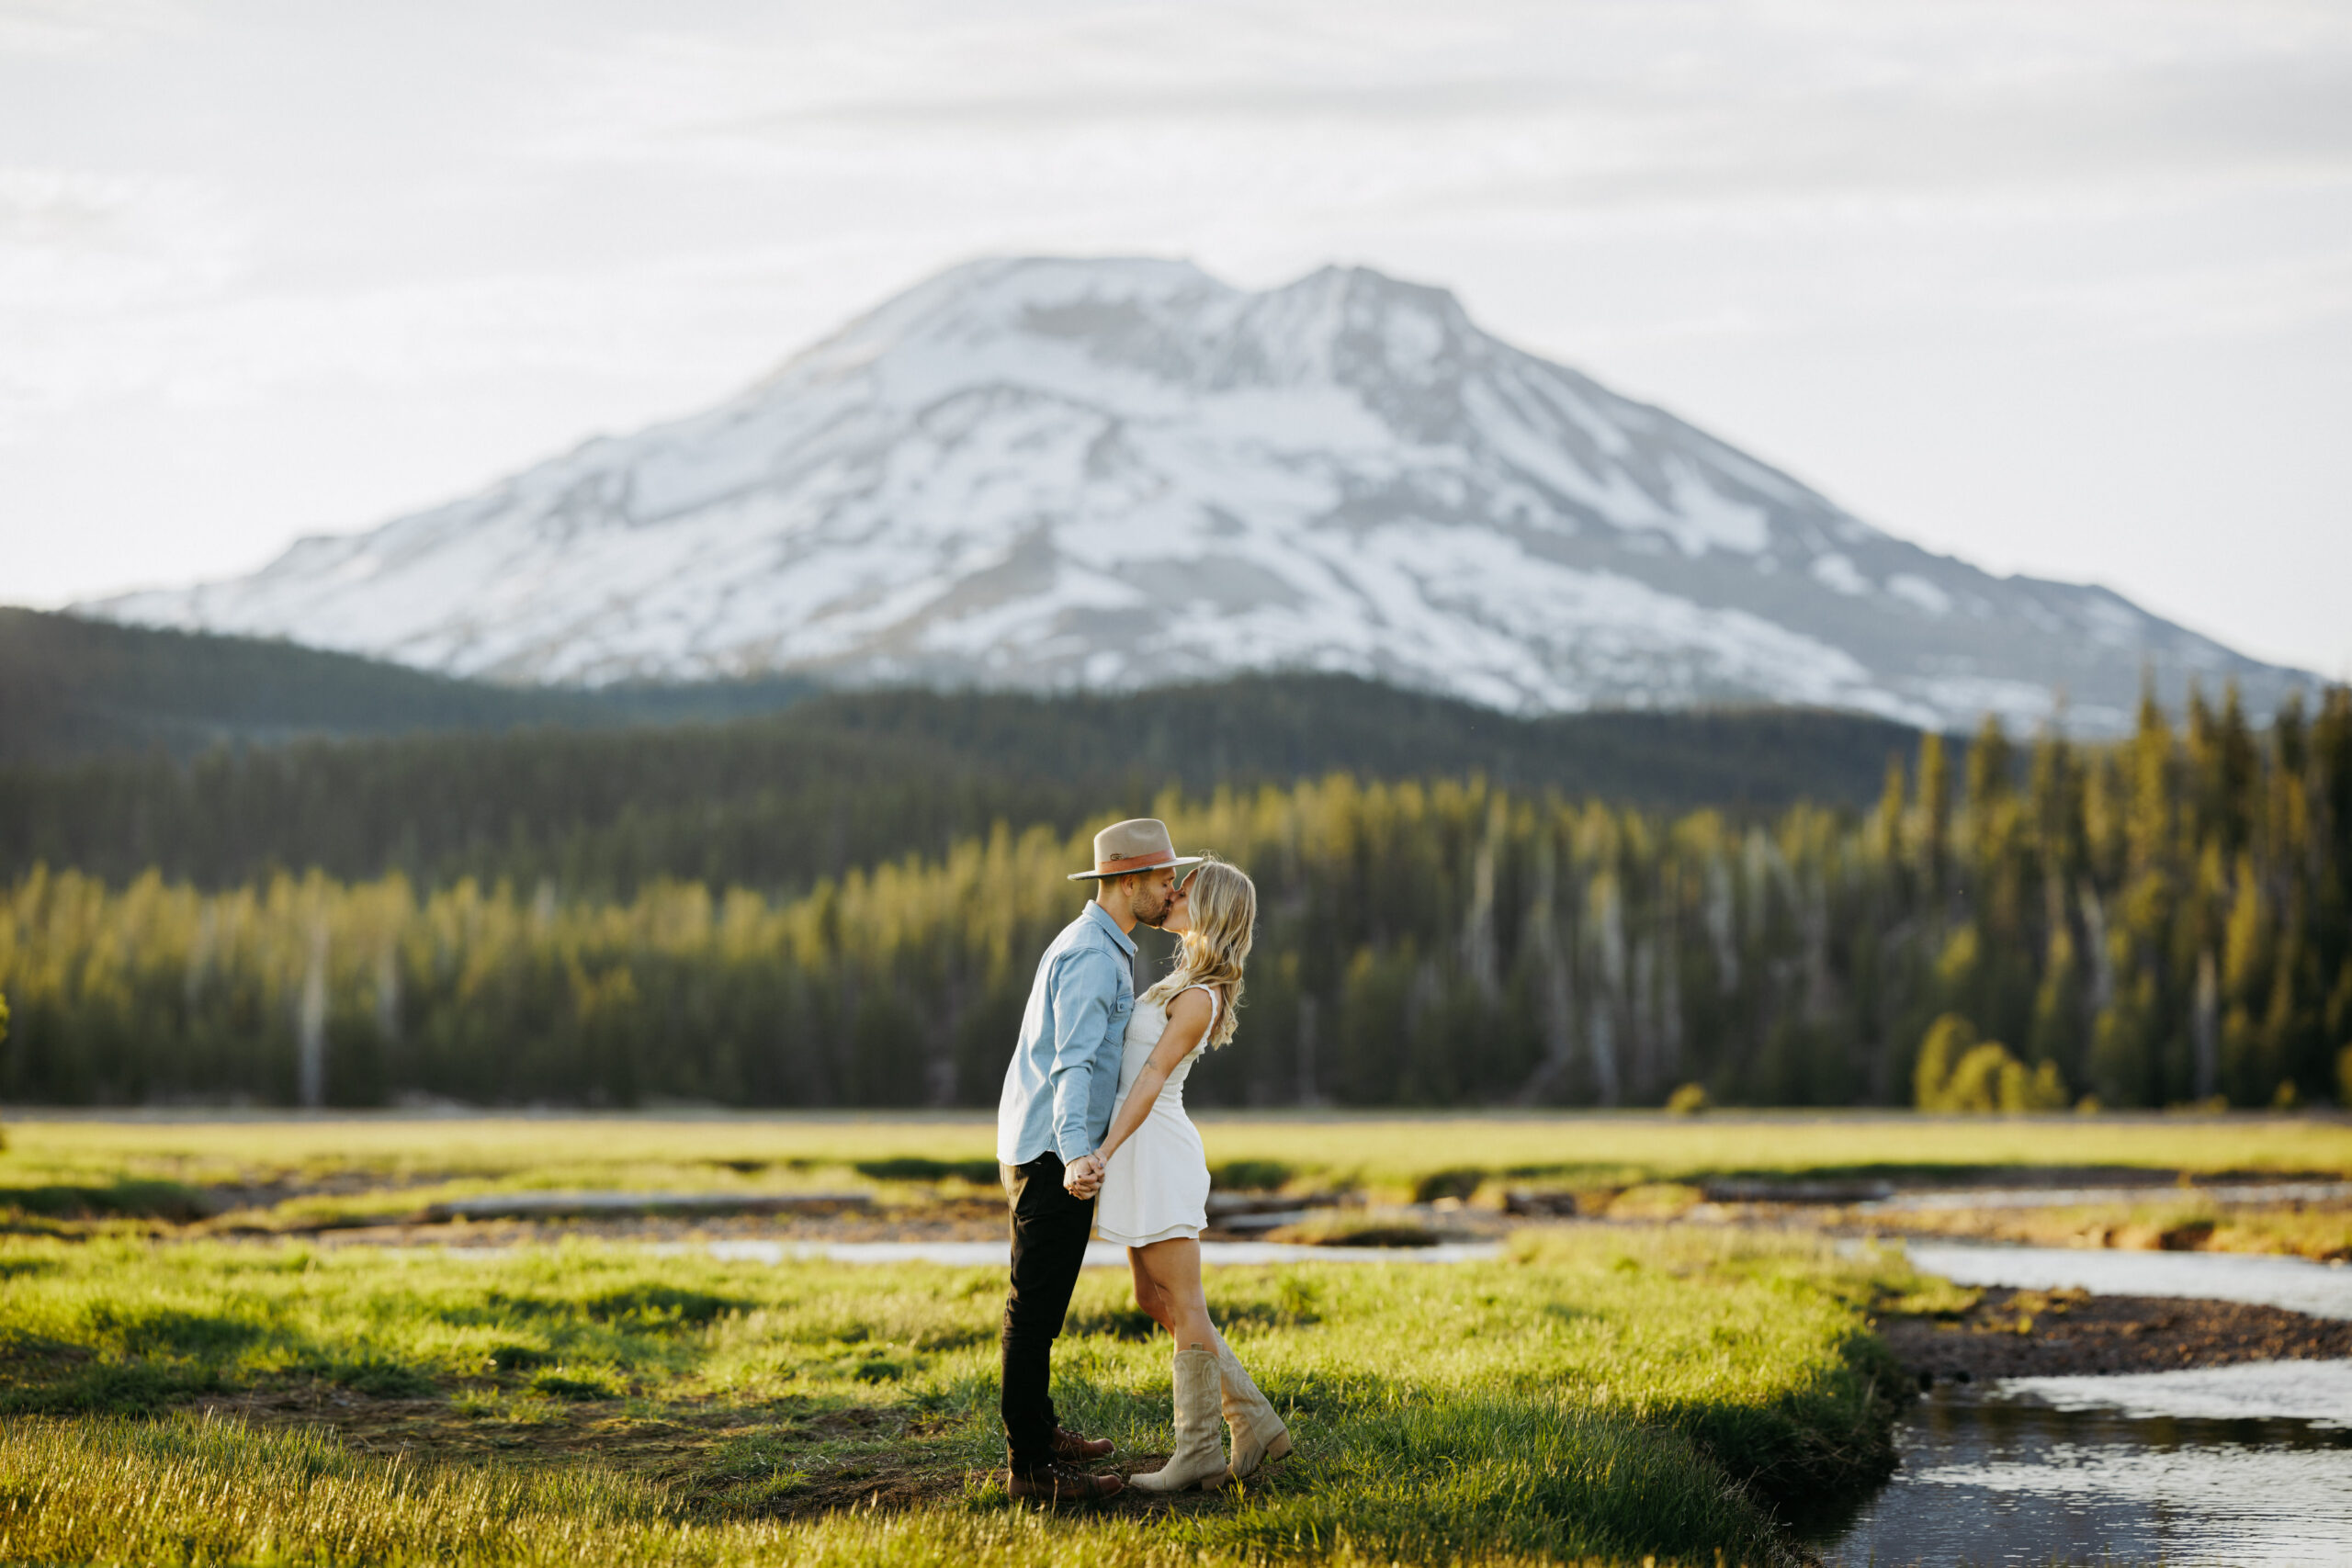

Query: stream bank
1826,1242,2352,1567
1879,1284,2352,1382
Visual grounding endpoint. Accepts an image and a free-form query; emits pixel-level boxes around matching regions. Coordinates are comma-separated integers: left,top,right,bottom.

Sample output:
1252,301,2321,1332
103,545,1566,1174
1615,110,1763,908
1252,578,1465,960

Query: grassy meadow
0,1223,1927,1567
1,1111,2339,1563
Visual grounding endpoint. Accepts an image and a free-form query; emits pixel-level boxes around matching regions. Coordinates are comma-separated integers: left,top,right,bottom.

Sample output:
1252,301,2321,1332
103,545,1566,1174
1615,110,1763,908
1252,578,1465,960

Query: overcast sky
5,0,2347,678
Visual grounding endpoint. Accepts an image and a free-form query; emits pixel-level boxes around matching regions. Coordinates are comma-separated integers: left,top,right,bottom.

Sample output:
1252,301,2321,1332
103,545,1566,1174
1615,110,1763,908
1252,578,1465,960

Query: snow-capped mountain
89,257,2308,734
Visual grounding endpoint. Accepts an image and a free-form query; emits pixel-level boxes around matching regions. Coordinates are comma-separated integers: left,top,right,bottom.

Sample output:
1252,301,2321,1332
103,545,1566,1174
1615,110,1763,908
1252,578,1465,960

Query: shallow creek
1819,1244,2352,1567
1901,1241,2352,1320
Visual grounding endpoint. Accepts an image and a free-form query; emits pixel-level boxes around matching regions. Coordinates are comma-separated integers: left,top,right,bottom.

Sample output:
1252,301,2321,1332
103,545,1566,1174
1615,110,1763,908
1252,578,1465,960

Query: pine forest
3,684,2347,1112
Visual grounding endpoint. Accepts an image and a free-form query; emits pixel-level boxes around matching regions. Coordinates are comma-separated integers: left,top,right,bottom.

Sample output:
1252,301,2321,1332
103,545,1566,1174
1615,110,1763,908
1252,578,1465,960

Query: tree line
0,674,1918,897
0,606,815,765
3,683,2345,1111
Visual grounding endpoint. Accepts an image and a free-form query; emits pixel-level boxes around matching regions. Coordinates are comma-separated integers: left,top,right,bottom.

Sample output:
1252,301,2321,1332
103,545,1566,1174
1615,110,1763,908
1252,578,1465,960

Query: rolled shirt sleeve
1047,947,1122,1164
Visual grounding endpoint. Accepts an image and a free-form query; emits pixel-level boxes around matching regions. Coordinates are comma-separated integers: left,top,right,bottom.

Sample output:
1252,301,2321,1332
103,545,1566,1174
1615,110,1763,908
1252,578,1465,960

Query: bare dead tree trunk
2192,948,2220,1100
298,918,328,1110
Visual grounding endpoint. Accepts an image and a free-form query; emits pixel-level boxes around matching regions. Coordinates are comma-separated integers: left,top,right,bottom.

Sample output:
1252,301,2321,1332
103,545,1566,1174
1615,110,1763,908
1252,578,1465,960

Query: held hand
1063,1152,1105,1197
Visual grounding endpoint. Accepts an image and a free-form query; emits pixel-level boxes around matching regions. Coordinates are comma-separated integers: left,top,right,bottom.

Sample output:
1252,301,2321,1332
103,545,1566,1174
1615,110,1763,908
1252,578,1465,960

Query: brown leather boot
1007,1462,1125,1503
1053,1427,1114,1461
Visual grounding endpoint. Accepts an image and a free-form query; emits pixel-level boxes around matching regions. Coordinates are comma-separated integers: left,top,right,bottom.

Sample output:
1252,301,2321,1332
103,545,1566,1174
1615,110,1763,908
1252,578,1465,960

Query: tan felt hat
1068,818,1204,882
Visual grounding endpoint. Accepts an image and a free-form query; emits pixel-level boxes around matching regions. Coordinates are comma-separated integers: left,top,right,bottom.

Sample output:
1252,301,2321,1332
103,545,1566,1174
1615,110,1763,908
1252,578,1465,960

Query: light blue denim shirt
996,902,1138,1167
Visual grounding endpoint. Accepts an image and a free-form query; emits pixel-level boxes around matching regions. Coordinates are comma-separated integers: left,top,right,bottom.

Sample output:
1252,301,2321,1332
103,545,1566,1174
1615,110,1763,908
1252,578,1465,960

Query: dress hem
1093,1223,1202,1247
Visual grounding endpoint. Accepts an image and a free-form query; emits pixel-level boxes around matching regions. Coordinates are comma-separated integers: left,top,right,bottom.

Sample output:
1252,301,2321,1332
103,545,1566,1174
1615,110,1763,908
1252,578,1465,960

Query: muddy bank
1880,1285,2352,1384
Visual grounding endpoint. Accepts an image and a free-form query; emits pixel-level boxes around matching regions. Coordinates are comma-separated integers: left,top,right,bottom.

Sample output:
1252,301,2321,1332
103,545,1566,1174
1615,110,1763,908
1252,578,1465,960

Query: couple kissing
994,818,1291,1501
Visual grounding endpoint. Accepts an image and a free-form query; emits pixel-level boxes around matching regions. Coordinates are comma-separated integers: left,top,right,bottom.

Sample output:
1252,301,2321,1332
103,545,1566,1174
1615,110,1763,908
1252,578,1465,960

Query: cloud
0,0,171,56
1,0,2347,671
0,243,838,429
0,168,244,311
509,0,2352,287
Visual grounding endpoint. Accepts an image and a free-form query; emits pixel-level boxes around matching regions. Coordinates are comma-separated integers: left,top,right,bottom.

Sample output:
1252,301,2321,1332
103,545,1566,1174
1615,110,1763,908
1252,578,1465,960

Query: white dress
1092,986,1217,1247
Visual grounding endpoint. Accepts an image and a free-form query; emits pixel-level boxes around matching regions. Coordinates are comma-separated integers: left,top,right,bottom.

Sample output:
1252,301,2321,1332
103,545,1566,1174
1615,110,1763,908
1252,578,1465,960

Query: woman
1091,857,1291,1492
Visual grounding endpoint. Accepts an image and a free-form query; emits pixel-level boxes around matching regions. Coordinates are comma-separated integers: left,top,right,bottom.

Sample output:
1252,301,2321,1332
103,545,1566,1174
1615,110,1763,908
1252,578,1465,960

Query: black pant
1001,1151,1094,1473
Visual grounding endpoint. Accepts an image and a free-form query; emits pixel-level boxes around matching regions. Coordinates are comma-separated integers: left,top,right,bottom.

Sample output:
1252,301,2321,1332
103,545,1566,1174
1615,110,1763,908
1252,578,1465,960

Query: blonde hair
1143,856,1255,1049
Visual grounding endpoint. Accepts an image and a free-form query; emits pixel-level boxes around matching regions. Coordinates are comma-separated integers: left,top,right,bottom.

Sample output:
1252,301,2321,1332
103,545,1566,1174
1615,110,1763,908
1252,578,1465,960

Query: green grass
0,1226,1928,1565
3,1112,2311,1559
0,1413,1788,1568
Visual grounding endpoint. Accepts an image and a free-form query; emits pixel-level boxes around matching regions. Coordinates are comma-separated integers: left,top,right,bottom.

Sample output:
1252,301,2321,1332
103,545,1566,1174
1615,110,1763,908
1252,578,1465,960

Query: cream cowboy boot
1129,1347,1228,1492
1212,1334,1291,1480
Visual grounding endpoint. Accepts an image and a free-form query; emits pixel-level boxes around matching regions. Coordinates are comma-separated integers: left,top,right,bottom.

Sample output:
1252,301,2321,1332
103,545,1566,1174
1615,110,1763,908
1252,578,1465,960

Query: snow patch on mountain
87,255,2309,735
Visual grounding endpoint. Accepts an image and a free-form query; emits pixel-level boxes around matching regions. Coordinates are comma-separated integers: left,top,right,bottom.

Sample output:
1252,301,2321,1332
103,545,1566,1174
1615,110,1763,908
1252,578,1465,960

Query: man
995,817,1199,1502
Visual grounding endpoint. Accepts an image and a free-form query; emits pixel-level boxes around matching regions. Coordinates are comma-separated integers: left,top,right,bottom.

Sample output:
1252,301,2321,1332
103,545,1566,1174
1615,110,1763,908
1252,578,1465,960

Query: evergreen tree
1,686,2343,1111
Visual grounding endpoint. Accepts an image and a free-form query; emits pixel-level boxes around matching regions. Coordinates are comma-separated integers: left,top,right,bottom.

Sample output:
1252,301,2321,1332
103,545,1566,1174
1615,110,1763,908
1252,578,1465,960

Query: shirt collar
1082,899,1139,958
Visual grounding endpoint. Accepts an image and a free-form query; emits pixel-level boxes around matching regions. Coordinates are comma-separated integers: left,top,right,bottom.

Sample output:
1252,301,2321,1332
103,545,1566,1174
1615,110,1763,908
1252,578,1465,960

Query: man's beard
1138,887,1174,927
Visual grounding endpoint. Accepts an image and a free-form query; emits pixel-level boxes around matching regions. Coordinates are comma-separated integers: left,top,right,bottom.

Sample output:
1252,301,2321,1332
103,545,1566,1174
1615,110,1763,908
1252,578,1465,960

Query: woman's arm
1095,989,1215,1166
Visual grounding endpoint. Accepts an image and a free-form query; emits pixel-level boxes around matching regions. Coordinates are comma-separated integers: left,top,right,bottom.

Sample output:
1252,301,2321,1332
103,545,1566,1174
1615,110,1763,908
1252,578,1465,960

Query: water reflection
2006,1359,2352,1431
1819,1367,2352,1567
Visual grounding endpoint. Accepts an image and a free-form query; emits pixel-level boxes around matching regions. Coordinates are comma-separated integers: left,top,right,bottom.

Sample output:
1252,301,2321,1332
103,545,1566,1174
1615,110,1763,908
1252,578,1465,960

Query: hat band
1094,849,1173,875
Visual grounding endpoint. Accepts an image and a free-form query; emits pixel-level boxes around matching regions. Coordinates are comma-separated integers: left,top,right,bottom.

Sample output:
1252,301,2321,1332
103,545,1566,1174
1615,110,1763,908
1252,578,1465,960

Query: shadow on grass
853,1157,1001,1184
5,1302,451,1415
0,1179,211,1224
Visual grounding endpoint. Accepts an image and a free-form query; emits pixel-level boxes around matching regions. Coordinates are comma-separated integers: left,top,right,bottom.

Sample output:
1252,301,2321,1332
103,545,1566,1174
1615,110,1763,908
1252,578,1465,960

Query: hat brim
1067,854,1204,882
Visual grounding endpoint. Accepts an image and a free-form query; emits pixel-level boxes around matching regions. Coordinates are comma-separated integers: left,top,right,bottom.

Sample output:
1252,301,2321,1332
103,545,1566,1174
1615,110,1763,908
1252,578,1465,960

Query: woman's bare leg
1125,1237,1230,1492
1133,1236,1216,1349
1128,1248,1173,1331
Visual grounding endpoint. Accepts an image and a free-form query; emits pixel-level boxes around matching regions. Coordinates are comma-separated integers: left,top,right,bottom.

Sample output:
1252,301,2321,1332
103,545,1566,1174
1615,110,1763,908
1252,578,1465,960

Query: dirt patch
177,1383,1009,1522
1878,1286,2352,1384
184,1384,745,1463
746,1448,976,1518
